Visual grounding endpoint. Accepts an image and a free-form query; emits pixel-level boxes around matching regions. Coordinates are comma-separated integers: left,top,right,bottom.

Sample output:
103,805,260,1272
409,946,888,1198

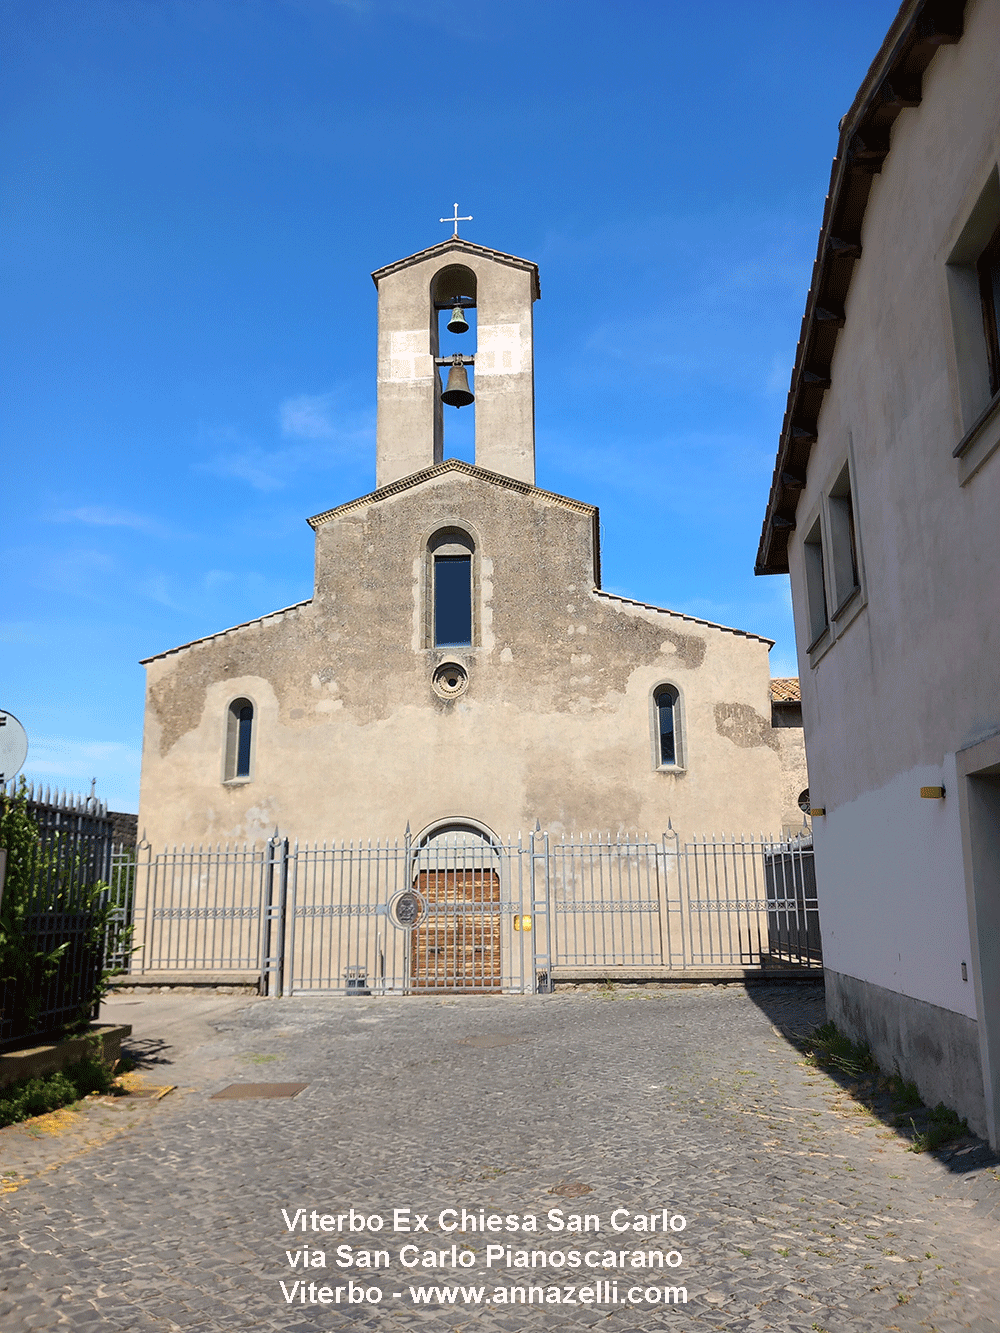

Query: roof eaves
307,459,595,528
139,599,313,665
371,239,541,300
591,589,775,646
756,0,966,576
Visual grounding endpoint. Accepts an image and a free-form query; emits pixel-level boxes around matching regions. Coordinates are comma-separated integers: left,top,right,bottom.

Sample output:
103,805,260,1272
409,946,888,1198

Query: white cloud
281,392,340,440
199,392,373,492
49,505,168,535
203,444,289,492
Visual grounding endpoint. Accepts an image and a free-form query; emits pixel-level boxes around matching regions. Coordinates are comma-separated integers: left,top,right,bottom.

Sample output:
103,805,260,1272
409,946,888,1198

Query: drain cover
549,1183,592,1198
210,1083,309,1100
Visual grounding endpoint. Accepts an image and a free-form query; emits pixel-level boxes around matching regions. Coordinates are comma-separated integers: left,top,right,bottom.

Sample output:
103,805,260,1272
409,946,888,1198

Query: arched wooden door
410,827,502,991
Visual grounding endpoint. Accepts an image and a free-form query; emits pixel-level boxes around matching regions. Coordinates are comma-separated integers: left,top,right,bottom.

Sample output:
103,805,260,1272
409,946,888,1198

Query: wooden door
411,869,501,990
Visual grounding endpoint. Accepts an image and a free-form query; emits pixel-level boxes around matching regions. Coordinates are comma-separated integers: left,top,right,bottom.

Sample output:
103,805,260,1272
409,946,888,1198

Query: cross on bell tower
439,203,473,238
370,234,540,489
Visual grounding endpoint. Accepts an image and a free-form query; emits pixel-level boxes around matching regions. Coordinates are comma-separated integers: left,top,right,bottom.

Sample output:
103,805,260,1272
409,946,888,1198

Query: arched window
653,686,681,768
224,697,254,781
429,529,474,647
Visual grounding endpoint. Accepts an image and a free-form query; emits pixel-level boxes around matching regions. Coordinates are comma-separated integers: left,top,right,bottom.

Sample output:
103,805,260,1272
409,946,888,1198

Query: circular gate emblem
392,890,424,928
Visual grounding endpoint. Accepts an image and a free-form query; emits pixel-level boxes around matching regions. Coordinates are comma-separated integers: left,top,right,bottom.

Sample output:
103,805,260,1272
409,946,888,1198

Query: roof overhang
307,458,595,528
371,238,540,301
755,0,966,576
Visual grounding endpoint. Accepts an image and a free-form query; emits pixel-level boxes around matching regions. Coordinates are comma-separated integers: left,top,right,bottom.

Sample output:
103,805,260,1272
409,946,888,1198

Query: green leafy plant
802,1021,879,1078
1,781,132,1042
0,1053,115,1127
910,1103,968,1153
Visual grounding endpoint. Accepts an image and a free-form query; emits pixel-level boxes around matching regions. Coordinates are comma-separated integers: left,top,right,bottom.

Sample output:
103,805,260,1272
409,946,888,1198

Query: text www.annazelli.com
407,1281,687,1306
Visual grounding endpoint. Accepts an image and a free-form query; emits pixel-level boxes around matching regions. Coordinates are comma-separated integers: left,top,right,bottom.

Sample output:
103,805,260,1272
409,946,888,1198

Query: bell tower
371,233,540,488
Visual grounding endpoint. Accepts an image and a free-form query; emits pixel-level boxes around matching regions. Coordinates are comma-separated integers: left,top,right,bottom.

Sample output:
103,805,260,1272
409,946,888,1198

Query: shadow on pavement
746,978,999,1178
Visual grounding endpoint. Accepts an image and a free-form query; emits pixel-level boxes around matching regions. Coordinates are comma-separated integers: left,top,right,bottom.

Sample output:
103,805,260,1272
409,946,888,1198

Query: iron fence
120,827,818,993
1,781,123,1048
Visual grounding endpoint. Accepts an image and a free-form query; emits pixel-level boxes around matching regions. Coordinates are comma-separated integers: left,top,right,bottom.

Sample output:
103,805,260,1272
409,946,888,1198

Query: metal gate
123,828,818,992
284,827,550,996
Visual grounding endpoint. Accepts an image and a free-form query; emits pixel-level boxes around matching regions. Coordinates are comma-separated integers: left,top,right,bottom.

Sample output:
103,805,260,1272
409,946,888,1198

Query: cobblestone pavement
2,982,999,1332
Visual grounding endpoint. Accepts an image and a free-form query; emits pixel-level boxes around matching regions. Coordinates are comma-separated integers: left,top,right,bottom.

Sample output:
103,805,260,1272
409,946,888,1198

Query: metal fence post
530,825,552,993
261,833,289,997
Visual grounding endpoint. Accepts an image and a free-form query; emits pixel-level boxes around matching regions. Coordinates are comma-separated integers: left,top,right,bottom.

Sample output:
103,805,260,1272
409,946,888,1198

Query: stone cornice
371,239,541,300
592,589,775,646
307,459,595,529
139,600,313,666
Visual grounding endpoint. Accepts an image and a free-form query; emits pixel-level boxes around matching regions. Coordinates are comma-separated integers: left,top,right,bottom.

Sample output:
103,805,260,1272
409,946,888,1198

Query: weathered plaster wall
374,245,537,487
140,469,802,848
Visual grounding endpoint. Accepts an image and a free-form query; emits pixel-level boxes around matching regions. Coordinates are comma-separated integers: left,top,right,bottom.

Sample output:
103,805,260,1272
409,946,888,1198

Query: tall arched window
653,686,680,768
224,697,254,781
429,529,474,647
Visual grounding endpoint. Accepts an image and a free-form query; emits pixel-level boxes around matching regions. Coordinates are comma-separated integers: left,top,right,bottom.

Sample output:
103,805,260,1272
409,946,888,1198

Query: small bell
446,304,470,334
441,356,474,407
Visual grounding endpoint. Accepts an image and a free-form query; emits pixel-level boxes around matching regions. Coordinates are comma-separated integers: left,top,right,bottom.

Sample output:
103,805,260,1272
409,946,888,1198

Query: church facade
138,238,806,851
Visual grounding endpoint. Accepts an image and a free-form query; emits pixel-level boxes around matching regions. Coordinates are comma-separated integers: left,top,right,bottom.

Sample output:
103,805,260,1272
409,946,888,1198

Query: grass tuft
796,1022,970,1154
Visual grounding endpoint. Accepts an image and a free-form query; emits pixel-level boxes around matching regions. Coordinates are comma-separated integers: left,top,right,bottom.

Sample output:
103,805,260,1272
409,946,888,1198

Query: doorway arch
410,821,502,990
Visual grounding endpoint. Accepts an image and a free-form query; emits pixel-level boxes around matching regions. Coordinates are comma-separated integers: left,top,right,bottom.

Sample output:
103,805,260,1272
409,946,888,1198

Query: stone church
137,236,806,850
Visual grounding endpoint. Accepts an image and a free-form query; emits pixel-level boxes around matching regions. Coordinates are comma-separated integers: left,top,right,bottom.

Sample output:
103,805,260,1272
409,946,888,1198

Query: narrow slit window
654,687,679,767
225,698,254,781
434,555,472,646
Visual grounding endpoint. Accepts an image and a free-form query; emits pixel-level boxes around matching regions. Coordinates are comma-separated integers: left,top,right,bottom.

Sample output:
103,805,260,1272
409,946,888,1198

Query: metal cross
439,202,472,238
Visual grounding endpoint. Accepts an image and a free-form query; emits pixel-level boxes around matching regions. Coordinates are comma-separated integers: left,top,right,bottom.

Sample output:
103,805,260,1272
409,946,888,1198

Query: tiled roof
769,677,802,703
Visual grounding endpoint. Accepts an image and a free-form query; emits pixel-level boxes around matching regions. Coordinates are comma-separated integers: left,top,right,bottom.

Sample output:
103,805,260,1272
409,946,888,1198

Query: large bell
446,304,470,334
441,357,474,407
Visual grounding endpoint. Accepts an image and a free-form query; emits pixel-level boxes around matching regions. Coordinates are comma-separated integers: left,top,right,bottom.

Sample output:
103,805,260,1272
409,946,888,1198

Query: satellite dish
0,710,29,783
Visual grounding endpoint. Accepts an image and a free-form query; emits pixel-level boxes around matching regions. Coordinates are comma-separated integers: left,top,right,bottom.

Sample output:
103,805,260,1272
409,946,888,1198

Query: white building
757,0,1000,1145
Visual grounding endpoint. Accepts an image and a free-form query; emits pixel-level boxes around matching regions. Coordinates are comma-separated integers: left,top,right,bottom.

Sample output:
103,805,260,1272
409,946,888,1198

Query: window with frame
803,517,829,649
429,529,474,647
945,168,1000,436
653,685,680,768
978,219,1000,399
827,463,860,615
224,697,254,781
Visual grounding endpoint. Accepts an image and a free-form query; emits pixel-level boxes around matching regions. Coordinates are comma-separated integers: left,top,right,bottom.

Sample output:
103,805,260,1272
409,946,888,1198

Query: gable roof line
591,589,775,645
307,458,596,528
371,238,541,300
139,599,313,666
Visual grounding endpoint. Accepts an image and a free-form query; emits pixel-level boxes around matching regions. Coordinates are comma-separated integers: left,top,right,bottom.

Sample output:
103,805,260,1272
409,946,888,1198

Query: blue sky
3,0,901,813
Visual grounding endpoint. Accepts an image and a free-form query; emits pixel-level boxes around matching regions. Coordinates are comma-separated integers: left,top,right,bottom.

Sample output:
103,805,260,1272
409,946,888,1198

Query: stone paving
1,981,999,1332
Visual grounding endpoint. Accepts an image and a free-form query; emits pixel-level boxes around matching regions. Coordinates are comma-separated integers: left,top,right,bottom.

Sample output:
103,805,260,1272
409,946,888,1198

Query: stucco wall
785,0,1000,1011
139,468,803,848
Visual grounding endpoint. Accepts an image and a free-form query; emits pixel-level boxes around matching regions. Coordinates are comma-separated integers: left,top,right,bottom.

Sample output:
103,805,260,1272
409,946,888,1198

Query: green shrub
0,1055,114,1127
1,780,131,1040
